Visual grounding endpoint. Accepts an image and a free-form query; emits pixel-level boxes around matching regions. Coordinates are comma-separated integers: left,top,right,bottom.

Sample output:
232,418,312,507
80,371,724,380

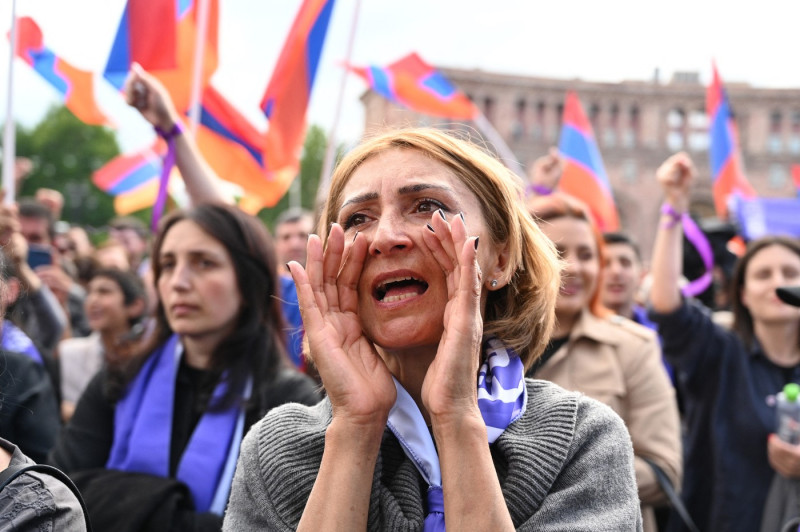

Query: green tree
258,124,344,230
11,105,120,228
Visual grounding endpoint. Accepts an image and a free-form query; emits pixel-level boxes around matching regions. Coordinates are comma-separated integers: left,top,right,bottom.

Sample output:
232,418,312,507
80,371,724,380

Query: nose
367,213,413,256
165,260,192,291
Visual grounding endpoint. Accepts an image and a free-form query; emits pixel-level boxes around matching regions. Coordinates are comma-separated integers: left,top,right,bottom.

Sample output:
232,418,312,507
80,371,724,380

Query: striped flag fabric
12,17,111,126
255,0,336,212
707,63,756,218
347,52,478,120
557,91,620,231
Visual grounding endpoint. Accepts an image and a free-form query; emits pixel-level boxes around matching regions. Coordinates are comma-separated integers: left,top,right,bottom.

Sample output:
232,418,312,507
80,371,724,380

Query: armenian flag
707,63,756,218
12,17,110,126
256,0,336,211
103,0,178,89
347,52,478,120
92,145,164,215
557,91,619,231
104,0,218,112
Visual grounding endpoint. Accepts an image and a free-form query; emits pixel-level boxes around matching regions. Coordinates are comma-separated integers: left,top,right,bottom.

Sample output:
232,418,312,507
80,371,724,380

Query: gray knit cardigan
223,379,643,531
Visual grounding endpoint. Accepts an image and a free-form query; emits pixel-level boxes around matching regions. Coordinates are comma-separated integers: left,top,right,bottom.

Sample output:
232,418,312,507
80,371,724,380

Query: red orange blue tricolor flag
11,17,111,126
707,63,756,218
254,0,336,212
92,143,164,215
103,0,178,89
347,52,478,120
557,91,620,231
104,0,219,112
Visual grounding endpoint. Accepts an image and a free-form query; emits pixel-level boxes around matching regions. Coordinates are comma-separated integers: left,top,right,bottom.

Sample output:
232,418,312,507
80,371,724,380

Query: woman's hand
768,434,800,478
419,210,484,423
123,63,182,132
656,152,695,213
288,224,396,429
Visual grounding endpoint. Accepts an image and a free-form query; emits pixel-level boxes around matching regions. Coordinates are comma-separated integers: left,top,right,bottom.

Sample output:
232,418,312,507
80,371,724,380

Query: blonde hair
320,128,561,369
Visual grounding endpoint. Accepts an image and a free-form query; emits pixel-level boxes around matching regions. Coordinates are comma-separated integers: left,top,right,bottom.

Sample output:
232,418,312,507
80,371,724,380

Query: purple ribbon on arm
661,203,714,297
151,122,184,233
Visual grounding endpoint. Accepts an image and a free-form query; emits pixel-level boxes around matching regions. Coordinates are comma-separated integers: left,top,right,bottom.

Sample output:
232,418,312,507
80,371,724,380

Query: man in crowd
273,207,314,370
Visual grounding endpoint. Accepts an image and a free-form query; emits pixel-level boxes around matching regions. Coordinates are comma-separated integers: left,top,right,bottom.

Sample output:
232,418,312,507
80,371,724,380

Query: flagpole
187,0,211,135
2,0,18,204
473,111,525,180
316,0,362,210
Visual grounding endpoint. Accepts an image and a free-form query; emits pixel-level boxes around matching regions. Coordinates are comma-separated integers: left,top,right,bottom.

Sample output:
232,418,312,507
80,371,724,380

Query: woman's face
741,244,800,324
540,216,599,322
157,220,242,346
335,148,504,351
85,276,137,334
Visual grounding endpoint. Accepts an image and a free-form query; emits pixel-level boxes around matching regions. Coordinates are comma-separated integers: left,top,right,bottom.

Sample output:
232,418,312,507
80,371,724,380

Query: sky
2,0,800,155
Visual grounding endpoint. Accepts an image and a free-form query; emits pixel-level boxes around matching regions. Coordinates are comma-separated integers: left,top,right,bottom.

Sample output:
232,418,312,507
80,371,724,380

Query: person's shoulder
522,379,629,437
58,334,101,357
0,447,87,531
244,394,331,463
600,313,658,343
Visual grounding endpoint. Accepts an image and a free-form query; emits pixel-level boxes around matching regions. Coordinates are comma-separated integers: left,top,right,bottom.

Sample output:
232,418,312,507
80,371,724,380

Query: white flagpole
316,0,361,210
187,0,211,135
2,0,18,204
473,111,525,181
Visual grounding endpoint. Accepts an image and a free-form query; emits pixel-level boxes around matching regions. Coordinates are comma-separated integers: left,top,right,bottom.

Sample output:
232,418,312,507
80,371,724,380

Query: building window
687,110,709,152
666,108,686,150
531,101,545,140
768,110,783,154
589,103,601,132
512,98,527,141
623,105,640,148
789,111,800,154
483,96,495,123
622,159,638,183
554,103,564,142
768,164,788,189
604,103,619,148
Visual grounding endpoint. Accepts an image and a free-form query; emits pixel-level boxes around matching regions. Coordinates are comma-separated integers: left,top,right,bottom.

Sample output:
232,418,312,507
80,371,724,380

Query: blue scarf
106,335,248,514
386,337,527,531
1,320,42,364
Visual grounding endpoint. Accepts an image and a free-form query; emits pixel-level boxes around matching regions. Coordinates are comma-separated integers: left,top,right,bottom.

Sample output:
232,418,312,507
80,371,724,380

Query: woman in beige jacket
527,192,682,532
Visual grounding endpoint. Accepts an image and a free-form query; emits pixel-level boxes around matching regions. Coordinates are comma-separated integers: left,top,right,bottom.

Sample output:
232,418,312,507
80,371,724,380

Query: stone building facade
359,68,800,261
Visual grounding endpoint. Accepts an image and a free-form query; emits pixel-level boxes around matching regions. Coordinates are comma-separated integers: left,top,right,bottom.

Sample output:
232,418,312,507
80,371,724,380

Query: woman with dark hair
58,268,148,422
49,203,320,531
526,192,682,532
649,152,800,531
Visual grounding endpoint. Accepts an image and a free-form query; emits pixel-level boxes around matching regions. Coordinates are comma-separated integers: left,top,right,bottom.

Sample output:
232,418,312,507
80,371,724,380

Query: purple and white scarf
106,334,248,514
386,336,526,531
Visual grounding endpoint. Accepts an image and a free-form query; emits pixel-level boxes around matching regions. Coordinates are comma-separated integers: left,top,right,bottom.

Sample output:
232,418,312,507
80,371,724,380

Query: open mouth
374,276,429,303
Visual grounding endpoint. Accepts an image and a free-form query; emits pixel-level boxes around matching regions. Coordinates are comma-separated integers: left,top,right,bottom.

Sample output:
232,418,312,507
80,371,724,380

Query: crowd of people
0,64,799,532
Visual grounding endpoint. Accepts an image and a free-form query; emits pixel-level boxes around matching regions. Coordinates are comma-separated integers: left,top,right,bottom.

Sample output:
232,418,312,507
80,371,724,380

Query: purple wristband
154,121,183,141
660,203,683,229
526,184,553,197
660,203,715,297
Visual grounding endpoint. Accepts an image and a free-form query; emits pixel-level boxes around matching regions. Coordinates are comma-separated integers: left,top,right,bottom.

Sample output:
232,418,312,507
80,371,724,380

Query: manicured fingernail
474,237,480,250
353,231,359,242
438,209,447,221
426,223,435,233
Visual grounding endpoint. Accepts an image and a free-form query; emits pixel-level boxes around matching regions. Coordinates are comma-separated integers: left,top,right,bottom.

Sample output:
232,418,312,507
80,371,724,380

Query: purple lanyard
661,203,714,297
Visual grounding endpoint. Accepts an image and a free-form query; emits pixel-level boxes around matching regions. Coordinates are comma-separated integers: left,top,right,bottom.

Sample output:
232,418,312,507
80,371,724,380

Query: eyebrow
340,183,454,210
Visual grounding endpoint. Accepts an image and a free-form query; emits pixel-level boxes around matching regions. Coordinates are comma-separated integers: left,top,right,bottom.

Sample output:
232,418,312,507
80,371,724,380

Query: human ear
485,241,511,291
